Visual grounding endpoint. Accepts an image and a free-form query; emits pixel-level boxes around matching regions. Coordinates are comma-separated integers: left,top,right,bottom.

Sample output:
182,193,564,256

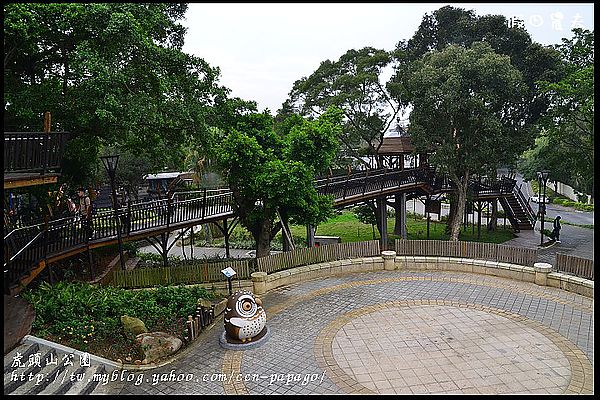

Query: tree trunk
255,208,273,258
489,200,498,231
449,173,469,241
446,194,457,234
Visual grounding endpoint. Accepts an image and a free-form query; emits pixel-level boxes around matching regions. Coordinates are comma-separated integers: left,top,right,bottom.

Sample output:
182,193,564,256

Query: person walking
77,187,93,239
549,215,561,243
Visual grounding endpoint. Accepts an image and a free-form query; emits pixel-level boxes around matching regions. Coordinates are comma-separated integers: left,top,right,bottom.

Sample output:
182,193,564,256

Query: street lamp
537,170,550,246
101,154,125,270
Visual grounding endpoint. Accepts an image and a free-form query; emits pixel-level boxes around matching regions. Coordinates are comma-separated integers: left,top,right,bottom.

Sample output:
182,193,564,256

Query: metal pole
110,175,125,270
227,276,233,296
540,178,547,246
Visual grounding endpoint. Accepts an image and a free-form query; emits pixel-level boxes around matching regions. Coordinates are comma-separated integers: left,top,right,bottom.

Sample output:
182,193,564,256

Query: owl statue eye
235,294,257,317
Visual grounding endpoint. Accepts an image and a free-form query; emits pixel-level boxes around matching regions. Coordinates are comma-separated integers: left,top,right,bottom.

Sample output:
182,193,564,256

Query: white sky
181,3,594,114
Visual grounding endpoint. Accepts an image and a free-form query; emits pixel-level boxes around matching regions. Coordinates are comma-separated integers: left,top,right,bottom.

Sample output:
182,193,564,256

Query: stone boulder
121,315,148,339
135,332,182,364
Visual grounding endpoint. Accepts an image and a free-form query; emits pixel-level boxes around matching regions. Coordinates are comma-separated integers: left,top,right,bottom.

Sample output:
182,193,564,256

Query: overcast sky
181,3,594,114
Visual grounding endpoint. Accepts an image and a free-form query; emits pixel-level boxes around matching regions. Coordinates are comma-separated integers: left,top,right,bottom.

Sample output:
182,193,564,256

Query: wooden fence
256,240,381,274
395,239,538,267
555,253,594,281
184,303,216,343
109,259,251,288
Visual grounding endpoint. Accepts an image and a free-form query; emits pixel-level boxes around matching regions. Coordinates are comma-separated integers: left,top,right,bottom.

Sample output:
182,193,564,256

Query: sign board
425,199,441,215
221,267,236,278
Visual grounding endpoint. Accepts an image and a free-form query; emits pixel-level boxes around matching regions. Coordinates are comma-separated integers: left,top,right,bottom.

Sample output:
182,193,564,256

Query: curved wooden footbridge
4,165,535,295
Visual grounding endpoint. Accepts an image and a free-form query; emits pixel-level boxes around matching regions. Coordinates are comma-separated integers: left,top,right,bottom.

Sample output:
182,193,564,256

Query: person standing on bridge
549,215,561,243
77,187,93,239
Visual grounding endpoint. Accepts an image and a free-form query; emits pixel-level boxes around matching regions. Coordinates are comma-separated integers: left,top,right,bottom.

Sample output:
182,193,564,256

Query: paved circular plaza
109,270,593,395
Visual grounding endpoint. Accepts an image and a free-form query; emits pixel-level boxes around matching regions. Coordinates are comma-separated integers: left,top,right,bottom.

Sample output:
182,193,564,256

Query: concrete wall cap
533,262,553,272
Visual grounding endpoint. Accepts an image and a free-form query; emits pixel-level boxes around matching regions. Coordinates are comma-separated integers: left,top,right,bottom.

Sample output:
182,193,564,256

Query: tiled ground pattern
331,305,571,394
110,270,593,395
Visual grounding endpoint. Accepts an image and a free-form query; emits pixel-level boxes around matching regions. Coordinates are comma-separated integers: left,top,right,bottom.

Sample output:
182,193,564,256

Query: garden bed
20,281,219,363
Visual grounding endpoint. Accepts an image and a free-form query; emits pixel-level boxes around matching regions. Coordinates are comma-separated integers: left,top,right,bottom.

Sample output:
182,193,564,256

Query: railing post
202,188,207,220
43,216,52,285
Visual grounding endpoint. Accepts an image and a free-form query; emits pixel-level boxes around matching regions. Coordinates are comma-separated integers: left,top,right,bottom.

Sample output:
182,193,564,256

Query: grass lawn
288,211,516,244
180,210,516,251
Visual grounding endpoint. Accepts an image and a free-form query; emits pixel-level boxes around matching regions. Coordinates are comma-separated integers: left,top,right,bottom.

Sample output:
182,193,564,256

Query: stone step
10,349,59,395
3,342,38,374
3,346,54,394
4,335,121,395
64,365,106,395
23,355,70,395
52,365,87,394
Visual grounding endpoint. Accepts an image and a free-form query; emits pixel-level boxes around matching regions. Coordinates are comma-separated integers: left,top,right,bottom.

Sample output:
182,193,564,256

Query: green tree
4,3,227,187
406,42,529,240
285,47,402,169
388,5,563,235
285,47,410,236
389,5,562,123
217,108,342,257
532,29,594,196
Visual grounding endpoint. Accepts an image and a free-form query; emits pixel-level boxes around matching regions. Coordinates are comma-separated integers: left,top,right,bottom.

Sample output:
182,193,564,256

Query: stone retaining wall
251,253,593,298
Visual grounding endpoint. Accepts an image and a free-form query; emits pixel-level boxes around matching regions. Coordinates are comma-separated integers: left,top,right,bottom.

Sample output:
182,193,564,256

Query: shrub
21,281,217,350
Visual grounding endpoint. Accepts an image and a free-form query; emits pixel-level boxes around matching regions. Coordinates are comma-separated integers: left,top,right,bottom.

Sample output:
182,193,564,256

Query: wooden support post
377,197,388,250
223,218,230,258
399,192,407,239
477,201,482,239
161,232,168,268
88,248,95,280
425,195,431,240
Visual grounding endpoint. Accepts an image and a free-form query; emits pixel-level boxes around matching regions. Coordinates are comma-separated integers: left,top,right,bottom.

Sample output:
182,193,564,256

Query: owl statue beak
255,297,262,307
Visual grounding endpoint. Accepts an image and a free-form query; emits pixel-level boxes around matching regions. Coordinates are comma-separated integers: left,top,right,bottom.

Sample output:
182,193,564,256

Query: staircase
3,336,120,395
499,184,536,232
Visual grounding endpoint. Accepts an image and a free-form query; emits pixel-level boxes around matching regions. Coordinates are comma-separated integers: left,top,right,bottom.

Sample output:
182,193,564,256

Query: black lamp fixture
100,154,119,180
537,170,550,246
100,154,125,270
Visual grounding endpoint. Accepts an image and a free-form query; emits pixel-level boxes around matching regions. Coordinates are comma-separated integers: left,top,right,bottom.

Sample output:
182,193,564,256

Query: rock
134,360,141,365
121,315,148,339
125,356,132,362
213,298,228,317
135,332,182,364
197,298,212,309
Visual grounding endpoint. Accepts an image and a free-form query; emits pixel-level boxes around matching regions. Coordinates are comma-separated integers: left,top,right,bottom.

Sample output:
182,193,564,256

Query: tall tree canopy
389,5,562,126
217,107,342,257
406,42,529,240
520,28,594,196
284,47,401,169
387,5,564,238
4,3,227,186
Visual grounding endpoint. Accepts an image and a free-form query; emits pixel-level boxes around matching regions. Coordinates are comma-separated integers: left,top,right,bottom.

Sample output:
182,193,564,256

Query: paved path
100,270,593,395
504,220,594,263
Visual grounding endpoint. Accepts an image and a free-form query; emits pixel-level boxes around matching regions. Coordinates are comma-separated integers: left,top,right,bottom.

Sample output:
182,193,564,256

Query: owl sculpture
223,290,267,343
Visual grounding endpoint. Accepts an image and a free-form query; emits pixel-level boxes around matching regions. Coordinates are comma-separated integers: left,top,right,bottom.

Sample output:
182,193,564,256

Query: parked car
530,196,546,203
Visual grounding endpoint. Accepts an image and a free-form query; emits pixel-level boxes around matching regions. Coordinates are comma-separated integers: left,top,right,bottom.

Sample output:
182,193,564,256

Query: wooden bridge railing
316,167,433,201
3,191,235,292
4,132,70,172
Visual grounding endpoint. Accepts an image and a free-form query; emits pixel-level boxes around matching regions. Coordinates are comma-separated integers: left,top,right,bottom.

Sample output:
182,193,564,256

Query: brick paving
102,270,593,395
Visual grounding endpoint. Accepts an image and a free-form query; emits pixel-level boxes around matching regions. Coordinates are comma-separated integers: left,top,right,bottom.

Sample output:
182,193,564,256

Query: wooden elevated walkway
4,167,535,294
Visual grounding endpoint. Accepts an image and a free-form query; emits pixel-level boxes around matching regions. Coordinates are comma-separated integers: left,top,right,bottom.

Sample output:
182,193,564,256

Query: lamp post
537,170,550,246
101,154,125,270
